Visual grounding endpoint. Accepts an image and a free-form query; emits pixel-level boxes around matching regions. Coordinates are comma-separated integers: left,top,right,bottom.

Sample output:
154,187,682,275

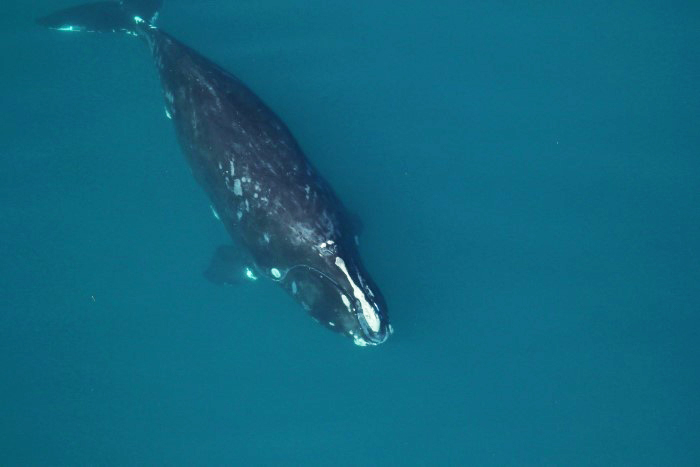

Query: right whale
37,0,392,346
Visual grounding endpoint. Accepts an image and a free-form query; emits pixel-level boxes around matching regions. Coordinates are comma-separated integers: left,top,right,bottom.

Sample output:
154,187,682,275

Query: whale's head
281,253,391,346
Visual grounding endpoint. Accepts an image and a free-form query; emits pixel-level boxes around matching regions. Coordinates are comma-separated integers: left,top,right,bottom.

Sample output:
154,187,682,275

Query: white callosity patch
233,179,242,196
341,294,351,309
132,15,156,30
271,268,282,279
291,281,297,294
353,335,369,347
334,257,381,333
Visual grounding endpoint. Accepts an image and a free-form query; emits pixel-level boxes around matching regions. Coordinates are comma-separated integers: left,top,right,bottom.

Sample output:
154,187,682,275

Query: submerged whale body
38,0,392,346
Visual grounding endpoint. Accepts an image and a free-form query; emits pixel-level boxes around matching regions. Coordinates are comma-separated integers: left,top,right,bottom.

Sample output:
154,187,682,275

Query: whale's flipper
36,0,162,34
204,246,258,286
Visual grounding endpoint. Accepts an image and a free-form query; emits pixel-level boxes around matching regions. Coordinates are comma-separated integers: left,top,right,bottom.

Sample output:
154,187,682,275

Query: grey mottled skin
139,24,391,345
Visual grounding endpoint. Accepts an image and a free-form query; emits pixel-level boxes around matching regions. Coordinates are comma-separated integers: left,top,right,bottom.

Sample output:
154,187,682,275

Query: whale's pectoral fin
203,245,257,286
37,2,126,33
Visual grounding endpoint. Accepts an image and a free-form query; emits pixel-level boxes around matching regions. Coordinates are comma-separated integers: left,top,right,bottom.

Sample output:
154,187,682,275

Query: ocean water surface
1,0,699,464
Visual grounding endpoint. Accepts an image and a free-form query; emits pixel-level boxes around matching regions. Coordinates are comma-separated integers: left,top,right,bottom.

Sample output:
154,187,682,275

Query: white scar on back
334,257,380,332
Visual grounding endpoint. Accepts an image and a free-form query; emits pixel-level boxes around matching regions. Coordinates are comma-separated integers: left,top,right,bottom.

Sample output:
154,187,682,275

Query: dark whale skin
37,3,392,346
145,27,391,346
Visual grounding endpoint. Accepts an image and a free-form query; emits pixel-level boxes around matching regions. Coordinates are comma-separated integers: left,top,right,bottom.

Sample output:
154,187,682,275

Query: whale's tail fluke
36,0,162,34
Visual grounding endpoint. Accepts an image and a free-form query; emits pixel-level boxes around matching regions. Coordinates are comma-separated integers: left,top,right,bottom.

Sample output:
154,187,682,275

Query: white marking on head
291,281,297,294
237,211,243,220
316,239,337,257
353,335,369,346
334,257,381,333
341,294,351,309
271,268,282,279
263,233,270,243
229,160,235,176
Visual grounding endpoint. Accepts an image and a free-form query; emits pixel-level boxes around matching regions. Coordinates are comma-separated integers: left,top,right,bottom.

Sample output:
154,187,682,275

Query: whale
37,0,392,346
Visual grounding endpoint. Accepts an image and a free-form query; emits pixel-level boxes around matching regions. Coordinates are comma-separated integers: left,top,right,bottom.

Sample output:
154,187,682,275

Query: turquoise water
2,1,699,464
